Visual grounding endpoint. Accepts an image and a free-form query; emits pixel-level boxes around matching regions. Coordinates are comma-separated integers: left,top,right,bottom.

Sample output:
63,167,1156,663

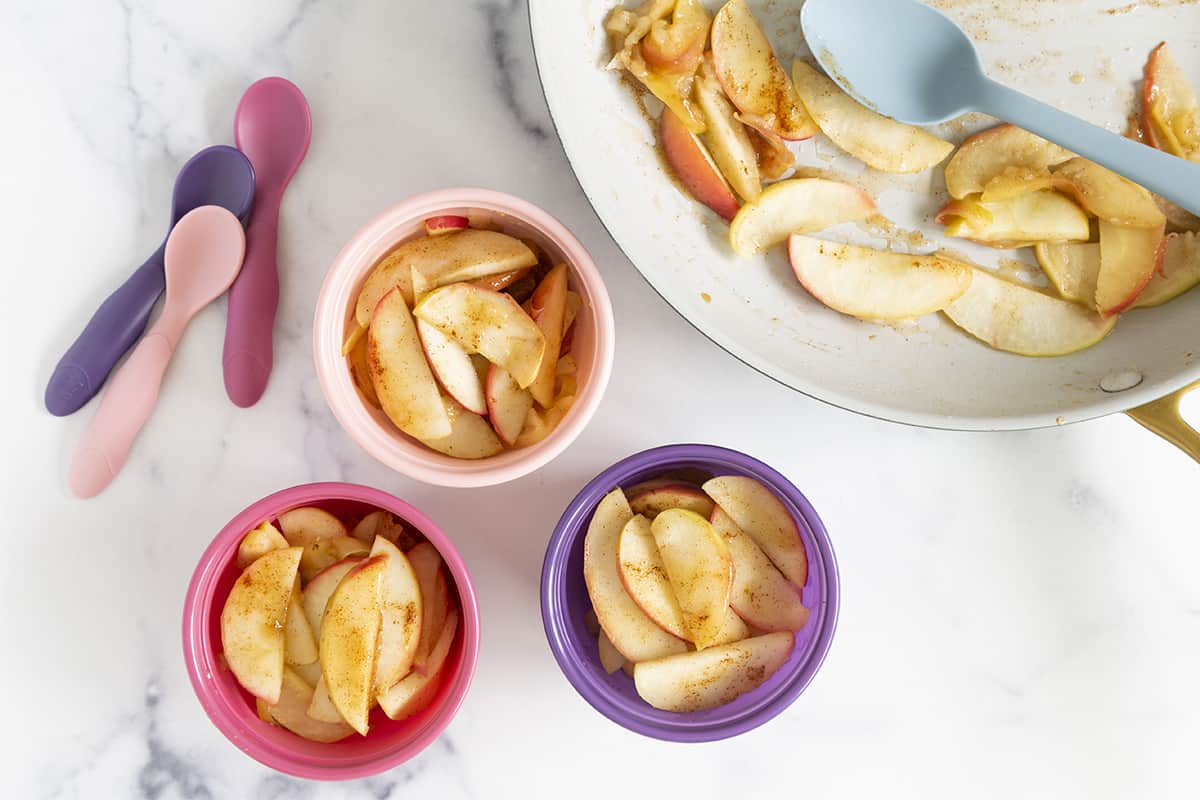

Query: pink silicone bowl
182,482,480,780
313,188,615,488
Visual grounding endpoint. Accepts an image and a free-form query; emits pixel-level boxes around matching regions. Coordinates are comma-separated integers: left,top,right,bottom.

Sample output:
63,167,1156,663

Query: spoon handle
44,244,167,416
979,79,1200,216
67,312,182,498
222,196,279,407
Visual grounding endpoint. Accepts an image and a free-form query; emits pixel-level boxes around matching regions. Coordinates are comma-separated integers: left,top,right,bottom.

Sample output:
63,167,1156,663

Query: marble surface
5,0,1200,797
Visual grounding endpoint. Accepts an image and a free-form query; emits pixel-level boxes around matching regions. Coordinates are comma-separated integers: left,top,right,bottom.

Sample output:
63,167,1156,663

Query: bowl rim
540,443,840,742
181,481,480,780
312,187,615,488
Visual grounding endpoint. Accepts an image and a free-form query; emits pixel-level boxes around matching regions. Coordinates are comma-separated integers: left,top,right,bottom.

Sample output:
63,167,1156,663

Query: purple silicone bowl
540,443,839,742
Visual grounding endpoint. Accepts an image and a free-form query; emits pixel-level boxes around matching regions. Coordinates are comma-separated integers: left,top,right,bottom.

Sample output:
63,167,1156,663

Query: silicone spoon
68,207,246,499
801,0,1200,215
222,77,312,407
44,146,255,417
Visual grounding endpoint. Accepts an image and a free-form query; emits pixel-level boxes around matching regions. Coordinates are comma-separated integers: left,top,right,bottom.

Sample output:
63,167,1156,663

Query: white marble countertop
5,1,1200,797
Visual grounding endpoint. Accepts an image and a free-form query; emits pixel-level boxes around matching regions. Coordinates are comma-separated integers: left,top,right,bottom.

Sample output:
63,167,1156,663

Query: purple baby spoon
222,77,312,408
44,146,255,416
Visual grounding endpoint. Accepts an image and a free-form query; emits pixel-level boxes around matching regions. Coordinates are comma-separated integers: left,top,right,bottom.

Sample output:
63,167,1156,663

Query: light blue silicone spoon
801,0,1200,215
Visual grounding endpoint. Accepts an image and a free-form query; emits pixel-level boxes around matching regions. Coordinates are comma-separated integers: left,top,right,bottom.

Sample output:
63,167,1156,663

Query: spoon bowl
801,0,1200,215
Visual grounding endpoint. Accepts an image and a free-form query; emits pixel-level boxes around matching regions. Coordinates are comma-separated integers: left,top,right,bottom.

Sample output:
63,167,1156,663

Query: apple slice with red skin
1096,220,1165,317
1142,42,1200,160
378,610,459,720
791,59,952,173
1052,158,1165,228
424,215,469,236
711,0,816,141
417,318,487,415
633,631,796,712
407,543,450,673
617,514,690,640
369,288,453,440
640,0,709,75
236,520,288,569
944,124,1073,199
414,283,546,388
220,546,303,704
278,507,347,546
1134,231,1200,308
703,476,808,587
789,235,972,320
527,264,569,408
584,489,688,662
711,507,809,632
660,108,740,222
728,178,876,256
627,483,715,519
485,365,533,446
370,536,424,695
650,509,734,650
319,555,387,736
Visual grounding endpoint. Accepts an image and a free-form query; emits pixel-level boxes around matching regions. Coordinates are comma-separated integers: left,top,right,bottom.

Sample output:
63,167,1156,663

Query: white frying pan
528,0,1200,460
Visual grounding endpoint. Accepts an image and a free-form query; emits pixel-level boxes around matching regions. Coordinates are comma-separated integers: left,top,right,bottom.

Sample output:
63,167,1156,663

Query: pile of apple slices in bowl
343,216,583,458
607,0,1200,358
583,475,810,713
219,506,459,742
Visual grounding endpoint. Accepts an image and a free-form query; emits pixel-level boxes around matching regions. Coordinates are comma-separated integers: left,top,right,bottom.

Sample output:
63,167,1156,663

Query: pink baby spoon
68,206,247,498
222,77,312,407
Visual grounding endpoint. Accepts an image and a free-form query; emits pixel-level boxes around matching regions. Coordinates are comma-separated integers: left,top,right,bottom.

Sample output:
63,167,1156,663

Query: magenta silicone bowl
540,444,839,742
182,482,480,780
313,187,615,488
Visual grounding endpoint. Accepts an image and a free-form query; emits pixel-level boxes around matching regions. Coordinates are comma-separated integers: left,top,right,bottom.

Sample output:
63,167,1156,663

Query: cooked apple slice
711,507,809,632
220,546,303,703
1134,231,1200,308
711,0,816,141
236,520,288,569
416,318,487,415
650,509,733,650
370,536,423,694
1096,220,1165,316
320,554,387,735
378,609,459,720
1142,42,1200,161
788,235,972,320
419,396,505,459
617,514,689,640
640,0,709,74
266,667,354,743
290,660,322,687
633,631,795,712
728,178,877,256
1035,242,1100,306
414,284,546,388
605,2,706,132
354,247,417,321
527,264,569,408
944,124,1074,198
350,510,403,545
301,555,364,636
471,266,532,293
739,116,796,181
584,489,689,662
703,476,808,586
628,484,715,519
938,191,1090,246
660,109,740,222
694,57,761,203
1052,158,1165,228
943,268,1117,356
407,542,450,672
346,330,380,408
408,230,539,299
306,675,345,724
369,288,452,440
424,215,469,236
278,506,347,547
979,165,1057,203
485,365,533,446
284,585,318,666
597,629,627,675
791,60,952,173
